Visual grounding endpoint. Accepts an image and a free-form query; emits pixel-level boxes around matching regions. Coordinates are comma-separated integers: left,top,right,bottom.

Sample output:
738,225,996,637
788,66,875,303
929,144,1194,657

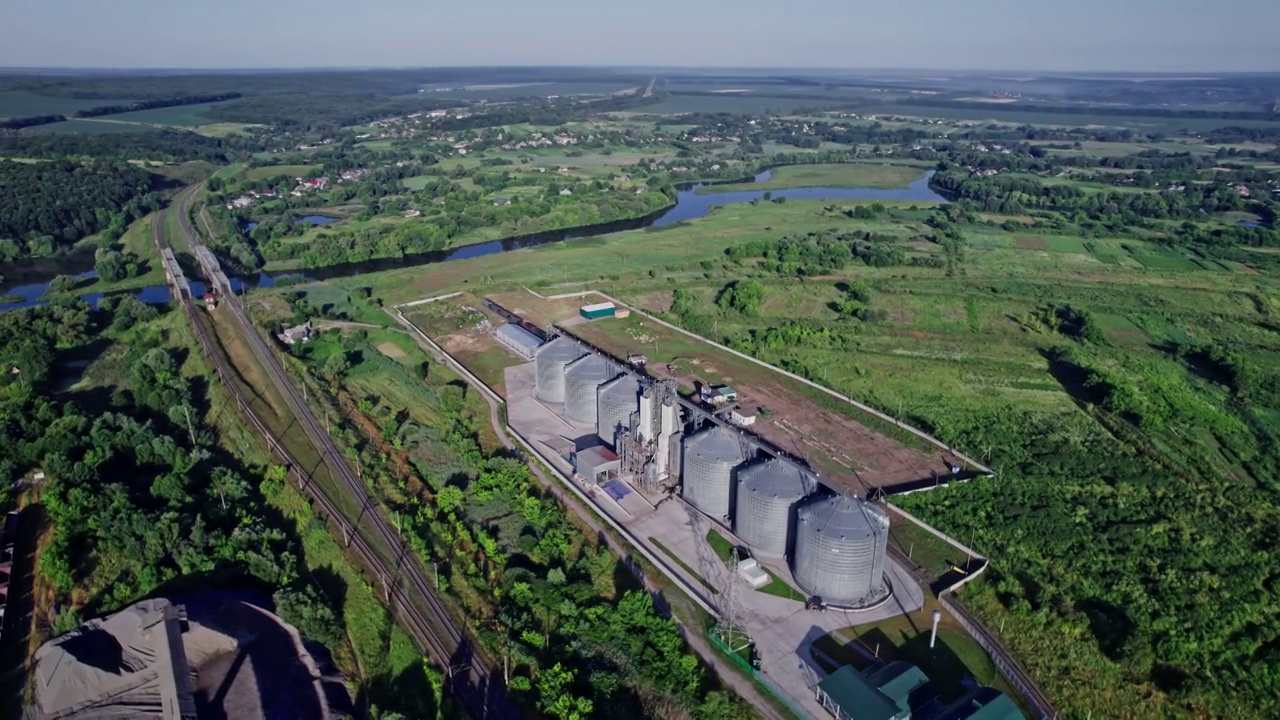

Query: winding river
0,169,943,311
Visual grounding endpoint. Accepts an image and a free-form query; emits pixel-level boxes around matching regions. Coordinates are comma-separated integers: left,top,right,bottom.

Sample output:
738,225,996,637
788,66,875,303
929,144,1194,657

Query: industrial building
793,494,891,608
734,458,813,557
933,688,1026,720
681,425,747,522
596,373,641,447
494,323,544,359
30,593,352,720
534,336,585,403
499,325,928,719
563,354,616,425
526,333,893,609
816,662,936,720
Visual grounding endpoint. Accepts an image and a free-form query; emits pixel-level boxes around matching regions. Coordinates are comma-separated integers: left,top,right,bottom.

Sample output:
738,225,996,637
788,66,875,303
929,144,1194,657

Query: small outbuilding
579,302,617,320
815,662,937,720
572,446,620,483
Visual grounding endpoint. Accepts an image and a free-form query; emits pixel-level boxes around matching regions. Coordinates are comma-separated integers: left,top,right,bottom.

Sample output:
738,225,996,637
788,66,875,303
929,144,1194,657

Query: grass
698,163,924,193
73,213,167,294
705,528,736,562
827,606,1001,703
242,164,322,182
21,119,161,134
89,101,234,127
649,537,719,596
884,506,964,580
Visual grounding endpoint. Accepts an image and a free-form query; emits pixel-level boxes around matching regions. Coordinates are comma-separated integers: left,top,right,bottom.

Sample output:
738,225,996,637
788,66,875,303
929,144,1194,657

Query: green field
242,164,322,181
88,100,237,126
20,119,161,134
698,163,924,193
0,90,138,118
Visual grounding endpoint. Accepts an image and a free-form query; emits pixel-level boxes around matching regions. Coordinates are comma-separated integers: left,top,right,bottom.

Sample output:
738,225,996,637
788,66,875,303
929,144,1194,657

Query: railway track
155,191,512,719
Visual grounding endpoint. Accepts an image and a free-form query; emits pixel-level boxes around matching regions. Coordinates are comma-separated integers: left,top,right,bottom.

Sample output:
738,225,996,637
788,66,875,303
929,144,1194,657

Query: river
0,169,943,311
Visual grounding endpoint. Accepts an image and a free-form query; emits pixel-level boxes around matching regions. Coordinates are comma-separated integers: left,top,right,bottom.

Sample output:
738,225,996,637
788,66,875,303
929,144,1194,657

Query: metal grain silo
597,374,641,446
563,354,615,425
792,494,890,608
535,337,584,403
681,425,746,522
734,458,812,557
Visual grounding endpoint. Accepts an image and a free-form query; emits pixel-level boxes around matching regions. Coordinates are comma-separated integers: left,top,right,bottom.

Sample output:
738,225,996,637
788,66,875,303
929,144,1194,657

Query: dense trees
0,159,161,256
0,130,233,162
0,301,302,615
716,279,766,316
71,93,241,118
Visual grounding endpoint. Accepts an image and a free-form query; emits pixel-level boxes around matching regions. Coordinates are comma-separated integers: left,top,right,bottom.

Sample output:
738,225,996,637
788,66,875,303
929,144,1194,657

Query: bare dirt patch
568,314,953,495
376,342,407,359
1016,236,1049,250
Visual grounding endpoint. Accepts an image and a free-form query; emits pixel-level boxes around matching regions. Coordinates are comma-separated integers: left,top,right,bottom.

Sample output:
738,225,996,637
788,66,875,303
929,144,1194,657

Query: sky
1,0,1278,72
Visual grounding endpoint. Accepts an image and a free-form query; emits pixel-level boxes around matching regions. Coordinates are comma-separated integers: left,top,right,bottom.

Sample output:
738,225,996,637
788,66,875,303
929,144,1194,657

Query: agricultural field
20,119,158,134
242,163,323,181
698,163,924,193
0,90,138,118
82,100,237,126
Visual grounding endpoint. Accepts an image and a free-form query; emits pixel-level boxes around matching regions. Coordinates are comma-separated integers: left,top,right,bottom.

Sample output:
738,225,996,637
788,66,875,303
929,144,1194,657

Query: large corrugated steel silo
563,354,615,425
535,337,584,403
597,374,641,446
681,425,746,521
791,494,890,608
734,458,811,556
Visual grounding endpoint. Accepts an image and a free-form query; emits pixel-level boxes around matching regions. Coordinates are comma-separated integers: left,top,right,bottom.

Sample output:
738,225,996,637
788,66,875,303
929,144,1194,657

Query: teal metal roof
935,688,1026,720
868,662,934,716
817,665,902,720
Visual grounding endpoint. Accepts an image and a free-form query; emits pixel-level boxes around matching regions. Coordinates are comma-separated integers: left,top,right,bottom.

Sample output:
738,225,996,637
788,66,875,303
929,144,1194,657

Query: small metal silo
534,337,584,403
734,458,811,556
681,425,746,522
563,354,615,426
791,494,890,608
597,374,641,446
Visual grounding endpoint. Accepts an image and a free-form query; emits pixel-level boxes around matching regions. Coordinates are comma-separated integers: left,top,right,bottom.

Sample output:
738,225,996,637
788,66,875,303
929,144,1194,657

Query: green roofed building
934,687,1026,720
816,662,937,720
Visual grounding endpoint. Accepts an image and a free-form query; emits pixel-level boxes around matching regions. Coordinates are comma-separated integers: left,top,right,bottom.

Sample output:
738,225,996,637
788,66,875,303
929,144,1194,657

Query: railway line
154,189,512,719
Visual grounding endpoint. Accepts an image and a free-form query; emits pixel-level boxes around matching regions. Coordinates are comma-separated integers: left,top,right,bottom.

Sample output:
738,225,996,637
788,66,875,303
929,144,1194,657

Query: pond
2,168,944,311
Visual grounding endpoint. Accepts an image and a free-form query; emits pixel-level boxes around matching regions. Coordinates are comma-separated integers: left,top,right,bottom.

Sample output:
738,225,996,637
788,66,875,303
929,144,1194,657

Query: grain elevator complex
526,331,893,610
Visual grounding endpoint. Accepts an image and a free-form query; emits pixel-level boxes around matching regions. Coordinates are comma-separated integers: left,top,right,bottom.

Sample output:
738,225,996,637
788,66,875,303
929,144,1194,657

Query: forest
0,159,163,257
0,297,316,636
0,130,234,162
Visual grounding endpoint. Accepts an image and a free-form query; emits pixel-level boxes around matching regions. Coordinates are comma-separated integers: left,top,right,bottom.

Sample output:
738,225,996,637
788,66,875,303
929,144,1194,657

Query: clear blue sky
2,0,1277,72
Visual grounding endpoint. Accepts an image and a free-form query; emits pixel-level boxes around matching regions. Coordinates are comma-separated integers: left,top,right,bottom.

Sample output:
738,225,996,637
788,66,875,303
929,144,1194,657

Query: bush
273,586,343,648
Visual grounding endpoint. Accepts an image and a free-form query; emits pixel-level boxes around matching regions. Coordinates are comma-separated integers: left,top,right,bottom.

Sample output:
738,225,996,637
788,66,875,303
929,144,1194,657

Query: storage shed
579,302,617,320
494,323,543,360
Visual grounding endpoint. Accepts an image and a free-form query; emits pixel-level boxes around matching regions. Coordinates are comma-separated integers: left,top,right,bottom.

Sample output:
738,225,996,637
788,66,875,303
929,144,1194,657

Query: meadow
697,162,924,193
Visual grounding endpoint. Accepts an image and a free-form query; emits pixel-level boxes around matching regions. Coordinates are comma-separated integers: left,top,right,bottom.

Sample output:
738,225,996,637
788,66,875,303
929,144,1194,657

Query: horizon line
0,64,1277,76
